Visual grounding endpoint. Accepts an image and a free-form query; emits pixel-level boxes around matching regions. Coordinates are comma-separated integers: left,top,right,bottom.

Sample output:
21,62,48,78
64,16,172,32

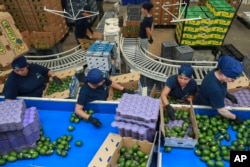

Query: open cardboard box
88,133,155,167
107,72,141,101
160,103,199,148
42,69,77,98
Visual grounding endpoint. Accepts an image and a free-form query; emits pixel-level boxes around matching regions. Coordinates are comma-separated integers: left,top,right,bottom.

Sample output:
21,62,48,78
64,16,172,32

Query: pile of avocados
117,144,149,167
45,77,72,96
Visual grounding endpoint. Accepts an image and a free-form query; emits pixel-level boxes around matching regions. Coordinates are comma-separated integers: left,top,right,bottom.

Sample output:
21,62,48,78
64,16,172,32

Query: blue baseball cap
178,64,194,78
85,68,104,84
11,56,28,69
217,55,243,79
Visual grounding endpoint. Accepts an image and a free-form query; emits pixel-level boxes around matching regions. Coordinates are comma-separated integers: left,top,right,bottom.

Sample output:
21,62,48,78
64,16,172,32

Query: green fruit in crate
120,146,127,154
215,161,224,167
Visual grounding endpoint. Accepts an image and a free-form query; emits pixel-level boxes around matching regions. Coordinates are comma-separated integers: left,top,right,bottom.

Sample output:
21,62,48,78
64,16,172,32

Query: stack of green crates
176,0,236,46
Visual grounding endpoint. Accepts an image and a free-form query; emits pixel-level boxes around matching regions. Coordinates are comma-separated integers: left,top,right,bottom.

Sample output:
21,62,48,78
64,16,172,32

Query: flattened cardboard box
160,103,199,148
107,72,140,100
0,12,29,67
88,133,154,167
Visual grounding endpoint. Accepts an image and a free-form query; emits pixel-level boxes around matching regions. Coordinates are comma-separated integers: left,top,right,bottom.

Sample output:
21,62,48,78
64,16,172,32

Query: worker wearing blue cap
161,64,198,120
75,68,134,127
4,56,62,99
195,55,243,124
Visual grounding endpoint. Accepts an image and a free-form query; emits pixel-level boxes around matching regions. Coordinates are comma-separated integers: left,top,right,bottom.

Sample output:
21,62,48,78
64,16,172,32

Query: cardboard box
227,75,249,90
0,84,4,93
107,72,140,100
160,103,199,148
0,12,29,67
42,69,77,98
88,133,154,167
0,69,11,84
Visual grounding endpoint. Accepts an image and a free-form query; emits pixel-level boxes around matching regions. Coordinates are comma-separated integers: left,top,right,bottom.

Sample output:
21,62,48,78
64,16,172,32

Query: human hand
166,104,176,120
226,93,238,104
122,88,134,94
148,36,153,44
233,115,243,125
53,76,63,85
88,116,102,127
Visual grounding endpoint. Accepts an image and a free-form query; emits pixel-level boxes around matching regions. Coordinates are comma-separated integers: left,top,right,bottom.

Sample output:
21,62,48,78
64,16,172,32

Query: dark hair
142,2,154,12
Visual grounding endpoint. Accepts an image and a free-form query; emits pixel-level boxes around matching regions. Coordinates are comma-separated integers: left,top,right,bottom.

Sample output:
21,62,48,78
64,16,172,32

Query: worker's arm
75,103,102,127
160,86,171,106
217,107,242,124
47,71,62,84
75,103,90,120
110,81,124,91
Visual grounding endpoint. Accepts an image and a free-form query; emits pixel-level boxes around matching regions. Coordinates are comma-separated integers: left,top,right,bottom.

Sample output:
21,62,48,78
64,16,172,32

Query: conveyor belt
120,37,218,85
25,45,86,72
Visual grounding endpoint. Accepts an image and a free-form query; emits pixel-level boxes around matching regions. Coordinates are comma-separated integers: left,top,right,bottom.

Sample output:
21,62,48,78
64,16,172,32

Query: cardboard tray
160,103,199,148
107,72,141,101
88,133,155,167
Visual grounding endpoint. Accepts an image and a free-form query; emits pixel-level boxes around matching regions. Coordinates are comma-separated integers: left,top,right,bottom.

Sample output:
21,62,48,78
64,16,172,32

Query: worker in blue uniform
161,64,197,120
139,2,154,50
74,5,93,44
4,56,62,100
194,55,243,124
75,68,134,127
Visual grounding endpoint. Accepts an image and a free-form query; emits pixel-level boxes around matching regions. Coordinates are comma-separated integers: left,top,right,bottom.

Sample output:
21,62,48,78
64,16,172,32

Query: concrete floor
62,3,250,59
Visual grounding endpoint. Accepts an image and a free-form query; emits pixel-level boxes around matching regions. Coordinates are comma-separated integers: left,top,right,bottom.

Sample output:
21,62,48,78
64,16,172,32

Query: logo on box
230,151,250,167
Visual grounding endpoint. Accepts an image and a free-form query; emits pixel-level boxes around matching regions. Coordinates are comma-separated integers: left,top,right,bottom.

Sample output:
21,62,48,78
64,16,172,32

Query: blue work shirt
166,75,197,100
77,78,112,106
4,64,50,99
139,16,153,39
194,69,226,109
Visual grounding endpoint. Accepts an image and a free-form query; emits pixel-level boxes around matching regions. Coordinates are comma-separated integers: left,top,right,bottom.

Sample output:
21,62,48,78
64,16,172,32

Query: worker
75,68,134,127
161,64,198,120
96,0,104,21
194,55,243,124
4,56,62,100
139,2,154,50
74,5,93,44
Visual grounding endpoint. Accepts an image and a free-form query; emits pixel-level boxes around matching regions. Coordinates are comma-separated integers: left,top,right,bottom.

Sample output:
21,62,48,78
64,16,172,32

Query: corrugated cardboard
0,12,29,67
227,75,249,90
0,83,4,93
0,69,11,84
107,72,140,100
160,103,199,148
88,133,154,167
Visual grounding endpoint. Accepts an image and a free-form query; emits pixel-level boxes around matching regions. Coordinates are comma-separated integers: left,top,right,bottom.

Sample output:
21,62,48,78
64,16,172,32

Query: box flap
88,133,122,167
110,72,140,84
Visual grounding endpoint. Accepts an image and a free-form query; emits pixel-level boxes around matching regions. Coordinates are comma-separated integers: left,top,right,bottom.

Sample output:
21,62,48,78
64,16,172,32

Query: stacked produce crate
112,94,160,142
0,0,69,49
85,40,118,75
0,100,41,155
152,0,180,26
122,5,141,38
176,0,236,46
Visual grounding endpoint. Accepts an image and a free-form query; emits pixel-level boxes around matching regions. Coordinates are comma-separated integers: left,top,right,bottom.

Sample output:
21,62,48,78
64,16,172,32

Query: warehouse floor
62,2,250,62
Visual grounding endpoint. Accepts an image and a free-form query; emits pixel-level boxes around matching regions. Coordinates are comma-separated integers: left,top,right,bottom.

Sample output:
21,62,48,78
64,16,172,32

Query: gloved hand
88,116,102,127
148,36,153,44
166,104,176,120
233,115,243,125
226,93,238,104
122,88,134,94
53,76,63,85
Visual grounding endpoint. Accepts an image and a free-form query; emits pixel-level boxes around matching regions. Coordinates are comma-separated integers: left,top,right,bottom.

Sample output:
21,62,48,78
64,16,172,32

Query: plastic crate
161,40,179,59
173,45,194,61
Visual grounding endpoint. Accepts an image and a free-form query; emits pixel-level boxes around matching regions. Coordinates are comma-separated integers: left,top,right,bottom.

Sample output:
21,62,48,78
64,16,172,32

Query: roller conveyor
121,37,218,85
25,46,86,72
